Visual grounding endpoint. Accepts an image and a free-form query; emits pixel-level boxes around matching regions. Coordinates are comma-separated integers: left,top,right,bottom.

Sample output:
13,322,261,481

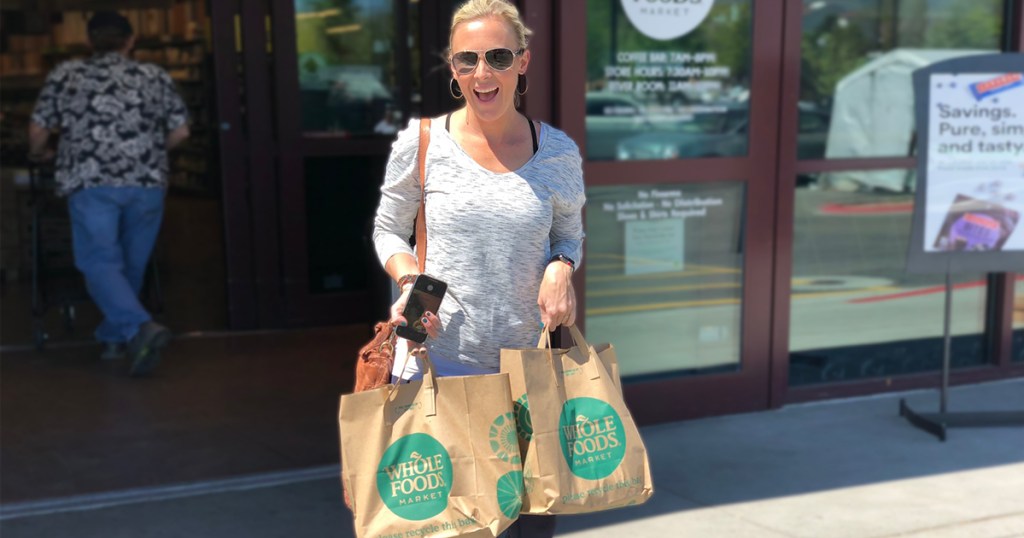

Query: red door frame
269,0,462,327
553,0,784,423
547,0,1024,423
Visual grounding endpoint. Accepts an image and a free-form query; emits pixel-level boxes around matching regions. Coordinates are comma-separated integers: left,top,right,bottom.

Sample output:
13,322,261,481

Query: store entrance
0,1,228,348
558,0,784,423
246,0,462,327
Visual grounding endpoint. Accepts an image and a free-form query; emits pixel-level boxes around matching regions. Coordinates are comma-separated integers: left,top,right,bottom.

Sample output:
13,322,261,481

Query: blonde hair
449,0,532,54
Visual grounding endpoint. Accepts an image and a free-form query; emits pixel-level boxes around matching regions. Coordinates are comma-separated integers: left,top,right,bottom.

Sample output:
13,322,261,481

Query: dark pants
501,514,556,537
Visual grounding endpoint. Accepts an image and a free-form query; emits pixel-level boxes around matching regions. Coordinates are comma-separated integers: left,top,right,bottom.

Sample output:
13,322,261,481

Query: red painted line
850,275,1024,304
819,202,913,215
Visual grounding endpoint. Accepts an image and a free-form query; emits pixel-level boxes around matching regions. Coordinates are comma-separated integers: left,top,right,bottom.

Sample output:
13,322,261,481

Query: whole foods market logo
489,412,521,465
621,0,715,41
376,433,453,520
558,397,626,480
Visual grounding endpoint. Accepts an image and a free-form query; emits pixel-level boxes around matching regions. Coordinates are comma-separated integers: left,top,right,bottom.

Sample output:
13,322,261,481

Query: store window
800,0,1006,161
585,182,746,380
294,0,409,135
585,0,753,161
789,169,988,385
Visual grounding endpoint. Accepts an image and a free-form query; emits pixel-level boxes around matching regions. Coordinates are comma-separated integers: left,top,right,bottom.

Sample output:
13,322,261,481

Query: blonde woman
372,0,584,535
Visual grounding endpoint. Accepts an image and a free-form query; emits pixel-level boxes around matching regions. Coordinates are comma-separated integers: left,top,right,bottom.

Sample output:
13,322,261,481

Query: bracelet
397,273,418,290
548,254,575,271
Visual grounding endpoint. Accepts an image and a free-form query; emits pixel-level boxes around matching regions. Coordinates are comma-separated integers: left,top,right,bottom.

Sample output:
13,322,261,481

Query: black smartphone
395,274,447,343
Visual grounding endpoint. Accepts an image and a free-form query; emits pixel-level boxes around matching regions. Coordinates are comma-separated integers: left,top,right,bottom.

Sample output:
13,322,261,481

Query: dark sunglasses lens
485,48,515,70
453,51,479,73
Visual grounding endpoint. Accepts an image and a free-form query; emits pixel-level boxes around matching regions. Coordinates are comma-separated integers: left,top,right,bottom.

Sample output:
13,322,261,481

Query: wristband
548,254,575,271
397,273,418,290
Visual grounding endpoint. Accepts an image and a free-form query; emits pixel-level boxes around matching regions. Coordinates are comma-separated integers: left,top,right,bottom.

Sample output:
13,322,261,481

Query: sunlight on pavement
558,463,1024,538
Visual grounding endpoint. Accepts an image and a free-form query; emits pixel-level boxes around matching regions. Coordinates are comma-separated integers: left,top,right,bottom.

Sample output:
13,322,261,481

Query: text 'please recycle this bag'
339,355,523,538
500,325,653,515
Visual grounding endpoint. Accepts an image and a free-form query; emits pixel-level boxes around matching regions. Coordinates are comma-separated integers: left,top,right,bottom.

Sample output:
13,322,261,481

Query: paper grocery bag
500,325,653,514
339,356,522,538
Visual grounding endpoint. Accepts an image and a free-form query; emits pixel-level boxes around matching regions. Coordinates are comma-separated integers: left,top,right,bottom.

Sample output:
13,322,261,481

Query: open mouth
474,88,499,103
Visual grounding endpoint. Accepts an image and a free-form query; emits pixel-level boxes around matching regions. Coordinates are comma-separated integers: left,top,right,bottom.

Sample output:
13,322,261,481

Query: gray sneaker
100,342,126,360
128,322,172,377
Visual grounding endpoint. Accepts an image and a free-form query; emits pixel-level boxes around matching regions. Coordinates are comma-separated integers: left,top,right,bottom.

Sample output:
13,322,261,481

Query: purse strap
415,118,430,272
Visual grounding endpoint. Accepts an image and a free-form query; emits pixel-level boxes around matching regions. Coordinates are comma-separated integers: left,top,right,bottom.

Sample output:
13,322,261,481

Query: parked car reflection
586,92,653,161
615,106,829,161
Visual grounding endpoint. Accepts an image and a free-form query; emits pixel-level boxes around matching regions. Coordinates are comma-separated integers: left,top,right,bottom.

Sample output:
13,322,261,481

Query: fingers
538,284,577,331
419,311,442,339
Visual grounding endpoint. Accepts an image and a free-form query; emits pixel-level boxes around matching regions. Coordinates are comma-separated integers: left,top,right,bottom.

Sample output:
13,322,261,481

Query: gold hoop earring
449,78,463,99
516,74,529,96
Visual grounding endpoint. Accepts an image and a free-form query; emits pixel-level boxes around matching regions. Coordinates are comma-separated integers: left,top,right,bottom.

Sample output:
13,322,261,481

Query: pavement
1,378,1022,538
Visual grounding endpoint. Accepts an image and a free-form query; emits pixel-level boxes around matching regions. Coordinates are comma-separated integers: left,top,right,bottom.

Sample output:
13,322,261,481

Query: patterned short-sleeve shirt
31,52,188,196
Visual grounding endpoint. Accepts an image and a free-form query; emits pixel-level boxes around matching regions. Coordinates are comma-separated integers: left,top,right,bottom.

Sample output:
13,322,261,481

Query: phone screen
396,275,447,343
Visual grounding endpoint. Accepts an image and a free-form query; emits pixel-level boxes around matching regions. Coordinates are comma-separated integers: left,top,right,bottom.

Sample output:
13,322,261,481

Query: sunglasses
450,48,523,75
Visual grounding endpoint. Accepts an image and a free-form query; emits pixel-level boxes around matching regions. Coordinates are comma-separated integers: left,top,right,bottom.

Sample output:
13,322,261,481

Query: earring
516,74,529,96
449,78,463,99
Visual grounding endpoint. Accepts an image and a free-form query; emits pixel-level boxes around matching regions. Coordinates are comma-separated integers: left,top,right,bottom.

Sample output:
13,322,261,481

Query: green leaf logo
488,412,521,465
376,433,453,520
496,471,524,519
558,397,626,480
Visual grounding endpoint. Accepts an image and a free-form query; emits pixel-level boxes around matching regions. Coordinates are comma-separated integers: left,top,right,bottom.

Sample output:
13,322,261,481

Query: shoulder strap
525,115,538,154
415,118,431,272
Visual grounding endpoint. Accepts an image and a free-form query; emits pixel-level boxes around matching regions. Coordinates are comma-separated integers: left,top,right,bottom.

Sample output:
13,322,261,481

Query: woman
372,0,584,535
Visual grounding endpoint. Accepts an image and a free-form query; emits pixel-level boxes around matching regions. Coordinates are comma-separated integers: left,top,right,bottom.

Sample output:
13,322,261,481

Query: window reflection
789,169,988,385
295,0,403,135
585,0,753,161
801,0,1005,160
585,182,746,380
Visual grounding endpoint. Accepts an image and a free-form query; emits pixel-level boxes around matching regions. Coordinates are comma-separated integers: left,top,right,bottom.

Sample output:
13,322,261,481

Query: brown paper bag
500,326,653,514
339,356,522,538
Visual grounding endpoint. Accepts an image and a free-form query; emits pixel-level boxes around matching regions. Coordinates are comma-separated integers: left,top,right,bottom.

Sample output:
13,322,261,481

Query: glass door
270,0,459,326
560,0,783,422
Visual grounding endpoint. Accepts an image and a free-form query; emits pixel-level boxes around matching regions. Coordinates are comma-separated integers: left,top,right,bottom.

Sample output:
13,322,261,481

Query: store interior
0,0,228,348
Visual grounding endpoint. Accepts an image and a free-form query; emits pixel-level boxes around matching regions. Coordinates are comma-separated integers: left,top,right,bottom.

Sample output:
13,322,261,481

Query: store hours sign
907,54,1024,273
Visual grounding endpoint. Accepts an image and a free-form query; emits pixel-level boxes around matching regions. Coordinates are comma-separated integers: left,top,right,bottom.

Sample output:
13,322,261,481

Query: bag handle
537,325,601,381
415,118,430,272
380,120,437,427
385,350,438,425
537,329,562,388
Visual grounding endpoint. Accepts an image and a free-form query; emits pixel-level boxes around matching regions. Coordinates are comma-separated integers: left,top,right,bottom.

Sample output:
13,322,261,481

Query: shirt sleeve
372,120,422,268
549,142,586,269
159,69,189,130
31,65,67,129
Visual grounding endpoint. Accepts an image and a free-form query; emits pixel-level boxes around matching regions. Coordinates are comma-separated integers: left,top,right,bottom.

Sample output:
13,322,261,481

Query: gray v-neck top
373,117,585,371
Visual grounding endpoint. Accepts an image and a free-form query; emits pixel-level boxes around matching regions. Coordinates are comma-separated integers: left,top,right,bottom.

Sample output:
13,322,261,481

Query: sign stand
899,53,1024,441
899,273,1024,441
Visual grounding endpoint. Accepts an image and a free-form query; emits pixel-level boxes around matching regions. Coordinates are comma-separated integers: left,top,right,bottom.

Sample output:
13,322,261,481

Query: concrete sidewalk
2,379,1022,538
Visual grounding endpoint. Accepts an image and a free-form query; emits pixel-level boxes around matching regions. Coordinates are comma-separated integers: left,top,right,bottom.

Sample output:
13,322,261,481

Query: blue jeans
67,186,165,344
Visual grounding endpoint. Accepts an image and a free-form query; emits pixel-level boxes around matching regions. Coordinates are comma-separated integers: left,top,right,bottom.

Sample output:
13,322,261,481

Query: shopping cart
27,161,87,350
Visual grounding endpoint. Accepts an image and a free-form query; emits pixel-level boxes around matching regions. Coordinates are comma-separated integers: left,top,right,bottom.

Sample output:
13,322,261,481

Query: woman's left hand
537,261,576,331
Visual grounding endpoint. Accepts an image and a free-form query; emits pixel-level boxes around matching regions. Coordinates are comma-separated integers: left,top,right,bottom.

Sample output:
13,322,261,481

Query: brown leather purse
353,118,431,393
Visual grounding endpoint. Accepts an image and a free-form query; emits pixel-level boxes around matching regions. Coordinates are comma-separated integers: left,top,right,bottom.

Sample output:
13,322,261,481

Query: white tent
823,48,990,192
